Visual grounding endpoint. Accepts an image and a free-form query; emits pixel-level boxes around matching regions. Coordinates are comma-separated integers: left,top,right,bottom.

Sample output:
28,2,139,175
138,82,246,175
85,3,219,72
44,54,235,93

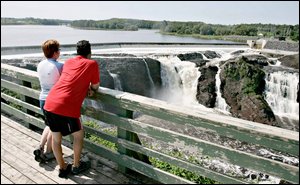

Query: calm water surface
1,25,235,47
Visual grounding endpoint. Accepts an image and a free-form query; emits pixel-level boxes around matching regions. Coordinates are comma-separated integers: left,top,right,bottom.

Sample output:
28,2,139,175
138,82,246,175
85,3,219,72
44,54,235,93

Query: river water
1,25,236,47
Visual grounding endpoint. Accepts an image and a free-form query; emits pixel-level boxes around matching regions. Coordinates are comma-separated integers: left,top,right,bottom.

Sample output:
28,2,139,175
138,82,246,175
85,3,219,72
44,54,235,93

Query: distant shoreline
2,17,298,43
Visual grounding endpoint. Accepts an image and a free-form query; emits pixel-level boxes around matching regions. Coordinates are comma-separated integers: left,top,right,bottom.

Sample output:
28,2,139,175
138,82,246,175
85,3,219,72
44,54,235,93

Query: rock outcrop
177,52,208,67
196,66,218,107
176,51,220,67
219,56,277,126
95,57,161,97
278,53,299,69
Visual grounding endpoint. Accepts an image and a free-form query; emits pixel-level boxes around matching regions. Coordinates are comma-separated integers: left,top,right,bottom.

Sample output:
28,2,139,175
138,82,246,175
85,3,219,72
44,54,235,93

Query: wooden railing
1,63,299,184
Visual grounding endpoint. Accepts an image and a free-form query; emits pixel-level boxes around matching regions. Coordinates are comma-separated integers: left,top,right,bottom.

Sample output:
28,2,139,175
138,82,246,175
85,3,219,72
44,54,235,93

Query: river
1,25,236,47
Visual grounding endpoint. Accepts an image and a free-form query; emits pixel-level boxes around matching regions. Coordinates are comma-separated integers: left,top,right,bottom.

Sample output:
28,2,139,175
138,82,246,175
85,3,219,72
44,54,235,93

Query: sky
1,1,299,25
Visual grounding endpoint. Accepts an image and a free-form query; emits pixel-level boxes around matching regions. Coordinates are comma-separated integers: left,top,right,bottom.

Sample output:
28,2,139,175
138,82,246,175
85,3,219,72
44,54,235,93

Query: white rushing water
154,56,201,105
264,71,299,120
206,51,233,114
150,52,233,114
107,70,123,91
215,64,231,115
142,59,156,97
150,55,215,113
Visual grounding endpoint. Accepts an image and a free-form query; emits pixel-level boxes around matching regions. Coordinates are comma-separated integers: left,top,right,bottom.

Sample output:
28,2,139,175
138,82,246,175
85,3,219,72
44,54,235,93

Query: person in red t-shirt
44,40,100,178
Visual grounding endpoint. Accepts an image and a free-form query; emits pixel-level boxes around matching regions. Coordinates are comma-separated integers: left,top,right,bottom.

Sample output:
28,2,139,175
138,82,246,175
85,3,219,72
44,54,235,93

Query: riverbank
159,31,300,45
159,31,255,43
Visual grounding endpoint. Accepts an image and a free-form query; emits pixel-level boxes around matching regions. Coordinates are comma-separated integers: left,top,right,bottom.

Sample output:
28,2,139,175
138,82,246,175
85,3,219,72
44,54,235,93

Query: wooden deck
1,114,157,184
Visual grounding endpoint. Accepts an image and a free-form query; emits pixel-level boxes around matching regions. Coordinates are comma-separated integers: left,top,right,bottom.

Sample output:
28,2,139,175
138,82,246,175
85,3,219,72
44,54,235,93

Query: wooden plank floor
1,114,158,184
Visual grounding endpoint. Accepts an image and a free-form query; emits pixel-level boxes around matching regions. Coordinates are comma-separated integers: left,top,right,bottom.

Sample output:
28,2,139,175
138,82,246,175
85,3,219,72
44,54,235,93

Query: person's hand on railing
87,84,99,97
87,87,95,97
87,87,94,97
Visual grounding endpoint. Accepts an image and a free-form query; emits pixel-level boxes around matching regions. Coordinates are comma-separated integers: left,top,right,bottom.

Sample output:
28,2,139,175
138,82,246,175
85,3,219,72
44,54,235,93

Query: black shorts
44,110,82,136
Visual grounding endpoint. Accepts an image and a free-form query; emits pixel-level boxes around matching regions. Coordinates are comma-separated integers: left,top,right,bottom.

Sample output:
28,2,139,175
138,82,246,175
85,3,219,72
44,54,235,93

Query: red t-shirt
44,56,100,118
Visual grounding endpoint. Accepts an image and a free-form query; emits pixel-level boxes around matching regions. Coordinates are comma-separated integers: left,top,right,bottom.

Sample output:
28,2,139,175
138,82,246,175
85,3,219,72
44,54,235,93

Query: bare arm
90,83,99,91
87,82,100,97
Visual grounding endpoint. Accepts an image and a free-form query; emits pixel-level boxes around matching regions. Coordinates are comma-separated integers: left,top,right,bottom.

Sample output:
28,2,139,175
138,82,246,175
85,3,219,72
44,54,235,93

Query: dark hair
76,40,91,57
42,39,60,58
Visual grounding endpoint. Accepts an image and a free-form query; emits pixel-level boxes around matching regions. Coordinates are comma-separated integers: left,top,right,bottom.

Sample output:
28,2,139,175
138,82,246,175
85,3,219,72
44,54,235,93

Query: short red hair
42,39,60,58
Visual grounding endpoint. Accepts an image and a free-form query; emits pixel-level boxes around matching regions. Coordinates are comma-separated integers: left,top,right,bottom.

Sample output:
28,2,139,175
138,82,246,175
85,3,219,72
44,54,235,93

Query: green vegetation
2,17,298,41
149,149,216,184
224,59,265,95
1,87,20,99
71,18,161,31
1,17,71,25
83,120,117,151
160,21,299,42
1,87,22,110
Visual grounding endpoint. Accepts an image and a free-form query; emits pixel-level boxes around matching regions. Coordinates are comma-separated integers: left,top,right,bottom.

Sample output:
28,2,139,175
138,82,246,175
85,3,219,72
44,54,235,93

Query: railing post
117,109,150,173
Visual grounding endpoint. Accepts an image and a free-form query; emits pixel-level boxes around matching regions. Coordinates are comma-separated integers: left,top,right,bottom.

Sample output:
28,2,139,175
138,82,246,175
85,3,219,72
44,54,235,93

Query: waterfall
206,51,232,114
108,70,123,91
156,56,184,103
142,59,155,91
215,64,231,115
153,55,209,110
264,71,299,120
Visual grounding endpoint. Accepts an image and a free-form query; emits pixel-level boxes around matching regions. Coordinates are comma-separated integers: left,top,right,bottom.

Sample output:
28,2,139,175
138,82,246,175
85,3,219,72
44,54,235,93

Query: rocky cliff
219,56,277,126
94,55,161,97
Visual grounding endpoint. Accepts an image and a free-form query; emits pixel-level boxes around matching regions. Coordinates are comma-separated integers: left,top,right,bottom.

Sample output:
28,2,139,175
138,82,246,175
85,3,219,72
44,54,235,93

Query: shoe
71,160,91,175
33,146,43,162
43,152,55,161
34,155,43,162
58,163,72,178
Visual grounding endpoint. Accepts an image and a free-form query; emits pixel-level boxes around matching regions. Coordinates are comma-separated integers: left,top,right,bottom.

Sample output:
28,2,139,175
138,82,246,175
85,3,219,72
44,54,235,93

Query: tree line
2,17,298,41
1,17,71,25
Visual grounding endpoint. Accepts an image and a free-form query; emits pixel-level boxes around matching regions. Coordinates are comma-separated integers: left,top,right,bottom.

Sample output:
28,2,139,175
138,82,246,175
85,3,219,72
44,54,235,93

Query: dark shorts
44,110,82,136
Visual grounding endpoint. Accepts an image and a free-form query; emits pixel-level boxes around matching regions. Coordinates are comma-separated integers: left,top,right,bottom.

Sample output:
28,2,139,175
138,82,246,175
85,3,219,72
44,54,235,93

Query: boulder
177,52,208,67
241,55,270,66
177,52,203,61
201,50,221,59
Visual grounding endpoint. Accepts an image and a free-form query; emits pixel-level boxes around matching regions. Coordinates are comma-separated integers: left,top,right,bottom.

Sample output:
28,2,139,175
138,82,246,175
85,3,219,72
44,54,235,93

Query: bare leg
39,126,50,151
72,129,84,167
45,131,52,153
52,131,67,169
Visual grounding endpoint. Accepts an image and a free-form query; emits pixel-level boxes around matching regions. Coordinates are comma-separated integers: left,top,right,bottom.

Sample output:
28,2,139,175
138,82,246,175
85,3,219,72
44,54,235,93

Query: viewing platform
1,114,156,184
